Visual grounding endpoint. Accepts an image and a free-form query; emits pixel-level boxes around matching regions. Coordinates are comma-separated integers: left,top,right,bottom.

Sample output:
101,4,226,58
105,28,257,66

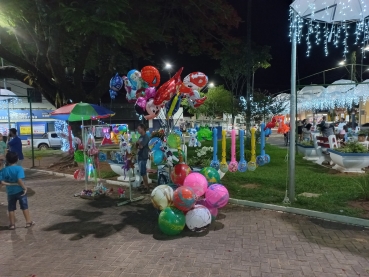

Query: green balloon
172,149,184,165
167,133,180,148
158,207,185,236
200,167,220,184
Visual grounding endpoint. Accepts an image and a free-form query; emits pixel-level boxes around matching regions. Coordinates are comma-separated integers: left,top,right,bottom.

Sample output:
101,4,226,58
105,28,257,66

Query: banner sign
19,124,46,135
0,110,53,120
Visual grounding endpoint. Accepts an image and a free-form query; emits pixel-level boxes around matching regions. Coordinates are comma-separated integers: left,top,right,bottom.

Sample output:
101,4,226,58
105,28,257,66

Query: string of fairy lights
289,1,368,60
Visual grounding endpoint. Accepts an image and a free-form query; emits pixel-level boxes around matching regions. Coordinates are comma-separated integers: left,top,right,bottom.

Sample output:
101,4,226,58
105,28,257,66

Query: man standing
7,128,24,166
136,124,150,194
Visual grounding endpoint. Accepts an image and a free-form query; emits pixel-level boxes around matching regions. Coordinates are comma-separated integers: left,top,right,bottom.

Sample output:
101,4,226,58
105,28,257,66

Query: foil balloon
123,76,136,103
144,98,162,120
109,89,118,99
154,67,183,105
185,90,207,108
145,87,157,99
127,69,140,89
165,93,182,118
182,72,208,90
109,73,124,91
141,66,161,87
136,97,147,109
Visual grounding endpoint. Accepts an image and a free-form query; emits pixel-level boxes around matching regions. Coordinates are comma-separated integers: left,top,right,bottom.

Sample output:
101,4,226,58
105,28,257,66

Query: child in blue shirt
0,151,34,230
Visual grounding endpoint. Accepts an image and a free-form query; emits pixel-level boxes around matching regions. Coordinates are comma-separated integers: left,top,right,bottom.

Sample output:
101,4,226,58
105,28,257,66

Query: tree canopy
0,0,241,106
182,85,239,119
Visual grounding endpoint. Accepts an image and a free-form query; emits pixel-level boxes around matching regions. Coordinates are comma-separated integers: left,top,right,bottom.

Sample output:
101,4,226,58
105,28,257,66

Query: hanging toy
220,129,228,173
238,129,247,172
228,129,238,172
188,128,201,147
161,140,179,167
86,132,98,156
119,134,131,156
101,127,113,145
248,127,257,171
210,128,219,170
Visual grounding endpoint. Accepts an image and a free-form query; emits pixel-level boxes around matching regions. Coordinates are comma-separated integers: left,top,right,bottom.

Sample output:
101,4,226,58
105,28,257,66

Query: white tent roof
290,0,369,24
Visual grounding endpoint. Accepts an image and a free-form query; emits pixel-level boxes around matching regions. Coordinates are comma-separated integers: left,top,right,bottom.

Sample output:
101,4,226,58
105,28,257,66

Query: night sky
153,0,366,95
111,0,365,103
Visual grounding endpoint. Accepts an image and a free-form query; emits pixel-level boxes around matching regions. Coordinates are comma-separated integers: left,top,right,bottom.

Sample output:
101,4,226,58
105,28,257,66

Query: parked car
27,132,62,150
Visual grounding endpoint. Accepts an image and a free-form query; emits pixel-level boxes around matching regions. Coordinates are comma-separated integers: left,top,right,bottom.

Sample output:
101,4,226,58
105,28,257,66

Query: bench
313,134,338,165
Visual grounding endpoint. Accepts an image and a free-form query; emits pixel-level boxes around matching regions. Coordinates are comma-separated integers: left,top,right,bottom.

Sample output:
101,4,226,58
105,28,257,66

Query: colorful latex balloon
109,73,124,91
182,72,208,91
154,67,183,105
141,66,161,87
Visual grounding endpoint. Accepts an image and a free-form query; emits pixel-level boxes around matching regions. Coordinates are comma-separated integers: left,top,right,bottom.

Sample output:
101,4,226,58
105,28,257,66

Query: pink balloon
136,97,146,109
197,199,218,221
144,98,161,120
183,173,208,197
145,87,157,99
205,184,229,208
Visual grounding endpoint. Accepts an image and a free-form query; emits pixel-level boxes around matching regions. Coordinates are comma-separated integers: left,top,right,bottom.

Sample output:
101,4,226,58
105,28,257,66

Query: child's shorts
8,192,28,211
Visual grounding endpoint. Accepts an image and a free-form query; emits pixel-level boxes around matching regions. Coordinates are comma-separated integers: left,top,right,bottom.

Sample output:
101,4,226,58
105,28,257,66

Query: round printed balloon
205,184,229,208
167,133,181,149
197,199,218,222
149,137,162,151
256,155,265,166
264,154,271,164
183,173,208,197
171,163,191,186
158,207,185,236
173,186,197,212
152,150,164,165
248,161,257,172
141,66,161,87
185,204,211,232
151,185,174,210
200,167,220,185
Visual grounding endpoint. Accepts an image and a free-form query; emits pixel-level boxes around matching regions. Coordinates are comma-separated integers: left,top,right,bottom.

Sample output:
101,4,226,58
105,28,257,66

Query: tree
182,85,239,120
216,40,272,124
0,0,241,106
241,90,287,123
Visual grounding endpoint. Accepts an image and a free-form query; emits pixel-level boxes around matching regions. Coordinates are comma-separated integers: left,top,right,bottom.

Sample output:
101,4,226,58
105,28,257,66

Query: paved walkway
0,171,369,277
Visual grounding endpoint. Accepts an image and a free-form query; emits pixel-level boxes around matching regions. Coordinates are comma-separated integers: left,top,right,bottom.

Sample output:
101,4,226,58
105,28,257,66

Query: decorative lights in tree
55,120,72,152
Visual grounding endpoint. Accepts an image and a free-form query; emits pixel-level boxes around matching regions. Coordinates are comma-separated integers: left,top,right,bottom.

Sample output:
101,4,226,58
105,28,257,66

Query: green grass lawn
23,149,64,159
187,140,369,218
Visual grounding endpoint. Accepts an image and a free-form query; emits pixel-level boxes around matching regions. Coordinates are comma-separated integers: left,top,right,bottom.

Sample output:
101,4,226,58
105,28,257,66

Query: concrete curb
25,168,130,187
229,198,369,228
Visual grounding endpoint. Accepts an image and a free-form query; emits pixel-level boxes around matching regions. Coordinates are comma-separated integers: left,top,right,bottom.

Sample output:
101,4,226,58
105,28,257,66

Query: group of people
0,128,34,230
297,119,313,142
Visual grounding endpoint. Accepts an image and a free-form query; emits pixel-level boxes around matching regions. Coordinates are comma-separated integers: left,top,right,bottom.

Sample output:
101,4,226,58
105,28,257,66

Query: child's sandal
25,221,35,228
9,225,15,230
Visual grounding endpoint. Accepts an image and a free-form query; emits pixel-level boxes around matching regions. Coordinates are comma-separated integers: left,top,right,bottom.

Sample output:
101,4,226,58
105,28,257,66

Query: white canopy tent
289,0,369,201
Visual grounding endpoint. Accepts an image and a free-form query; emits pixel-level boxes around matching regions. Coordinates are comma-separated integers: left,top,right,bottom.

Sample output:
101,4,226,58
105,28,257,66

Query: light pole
164,63,172,78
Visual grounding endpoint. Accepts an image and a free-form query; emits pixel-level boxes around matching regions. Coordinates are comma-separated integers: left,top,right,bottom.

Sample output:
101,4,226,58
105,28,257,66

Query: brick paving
0,171,369,277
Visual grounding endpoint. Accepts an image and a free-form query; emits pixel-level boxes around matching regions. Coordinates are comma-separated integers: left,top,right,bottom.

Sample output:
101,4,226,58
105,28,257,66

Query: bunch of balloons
120,66,208,120
149,133,183,167
150,168,229,236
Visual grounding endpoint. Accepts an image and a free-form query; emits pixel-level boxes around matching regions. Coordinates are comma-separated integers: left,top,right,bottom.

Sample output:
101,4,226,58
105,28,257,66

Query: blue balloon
99,152,107,162
149,137,162,151
127,69,139,89
152,150,164,165
109,73,123,91
264,154,271,164
256,155,265,166
109,89,117,99
265,128,272,136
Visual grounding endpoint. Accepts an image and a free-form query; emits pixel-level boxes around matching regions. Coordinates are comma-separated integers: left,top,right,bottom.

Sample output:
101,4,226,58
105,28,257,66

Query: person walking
136,124,151,194
7,128,24,166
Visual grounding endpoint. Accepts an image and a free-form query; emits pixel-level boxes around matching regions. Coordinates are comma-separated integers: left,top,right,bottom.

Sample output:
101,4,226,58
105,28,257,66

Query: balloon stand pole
117,169,145,206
